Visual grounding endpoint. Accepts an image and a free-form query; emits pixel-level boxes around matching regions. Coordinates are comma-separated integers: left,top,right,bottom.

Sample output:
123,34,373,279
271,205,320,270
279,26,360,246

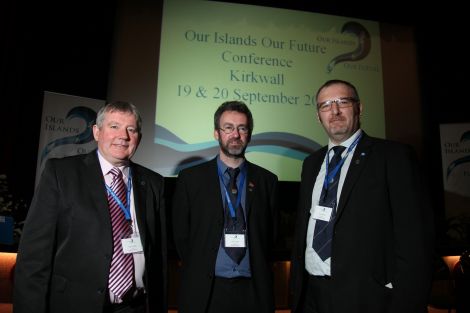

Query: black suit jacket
291,133,434,313
14,151,167,313
172,158,278,313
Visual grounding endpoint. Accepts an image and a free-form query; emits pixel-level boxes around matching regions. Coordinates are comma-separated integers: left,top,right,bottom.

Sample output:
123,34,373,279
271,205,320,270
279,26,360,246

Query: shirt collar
216,155,246,176
328,129,362,152
96,150,130,179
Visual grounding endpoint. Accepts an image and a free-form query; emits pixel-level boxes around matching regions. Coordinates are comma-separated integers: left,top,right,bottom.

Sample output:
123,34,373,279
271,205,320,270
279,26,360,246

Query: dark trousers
206,277,256,313
103,291,147,313
299,274,333,313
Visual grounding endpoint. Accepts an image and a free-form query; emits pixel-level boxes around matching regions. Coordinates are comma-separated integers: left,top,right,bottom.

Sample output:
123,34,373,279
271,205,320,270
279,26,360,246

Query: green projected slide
154,0,385,181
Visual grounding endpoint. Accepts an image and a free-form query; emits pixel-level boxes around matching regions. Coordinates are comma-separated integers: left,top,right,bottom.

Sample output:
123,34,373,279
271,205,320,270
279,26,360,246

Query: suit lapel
83,152,113,253
130,164,149,249
336,134,374,218
210,159,226,217
244,162,257,217
299,148,326,237
304,148,327,213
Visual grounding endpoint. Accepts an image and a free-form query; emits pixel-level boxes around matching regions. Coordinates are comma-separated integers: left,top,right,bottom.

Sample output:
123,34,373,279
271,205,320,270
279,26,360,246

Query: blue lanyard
105,169,132,221
217,166,245,219
323,133,362,190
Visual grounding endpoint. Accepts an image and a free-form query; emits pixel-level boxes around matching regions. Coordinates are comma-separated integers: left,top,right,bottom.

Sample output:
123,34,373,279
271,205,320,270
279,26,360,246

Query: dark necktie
223,167,247,264
107,167,134,300
312,146,346,261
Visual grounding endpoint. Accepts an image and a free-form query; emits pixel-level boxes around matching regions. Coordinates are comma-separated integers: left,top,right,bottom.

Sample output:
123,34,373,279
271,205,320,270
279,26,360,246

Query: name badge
224,233,246,248
121,237,143,254
312,205,333,222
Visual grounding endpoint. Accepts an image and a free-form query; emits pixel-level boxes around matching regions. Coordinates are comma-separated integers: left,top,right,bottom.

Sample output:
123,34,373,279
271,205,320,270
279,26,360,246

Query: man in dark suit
172,101,278,313
290,80,434,313
14,101,167,313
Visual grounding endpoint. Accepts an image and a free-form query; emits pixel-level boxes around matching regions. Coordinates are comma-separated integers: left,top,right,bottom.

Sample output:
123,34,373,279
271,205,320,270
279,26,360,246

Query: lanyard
217,166,245,219
323,133,362,190
105,169,132,221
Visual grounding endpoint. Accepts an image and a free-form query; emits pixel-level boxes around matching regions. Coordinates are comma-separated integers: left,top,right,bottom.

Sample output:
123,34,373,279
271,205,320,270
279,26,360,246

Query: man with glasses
290,80,434,313
172,101,279,313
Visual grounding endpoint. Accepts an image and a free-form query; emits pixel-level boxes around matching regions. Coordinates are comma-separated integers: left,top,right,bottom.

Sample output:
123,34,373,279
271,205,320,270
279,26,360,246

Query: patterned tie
107,167,134,300
312,146,346,261
223,167,247,264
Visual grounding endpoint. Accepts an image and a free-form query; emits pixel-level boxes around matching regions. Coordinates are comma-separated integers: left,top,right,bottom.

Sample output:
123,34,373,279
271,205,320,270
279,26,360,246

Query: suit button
208,273,213,279
97,288,105,294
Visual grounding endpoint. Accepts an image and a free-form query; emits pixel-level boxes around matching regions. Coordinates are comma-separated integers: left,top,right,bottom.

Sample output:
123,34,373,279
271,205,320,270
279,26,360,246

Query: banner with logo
35,92,104,186
440,123,470,248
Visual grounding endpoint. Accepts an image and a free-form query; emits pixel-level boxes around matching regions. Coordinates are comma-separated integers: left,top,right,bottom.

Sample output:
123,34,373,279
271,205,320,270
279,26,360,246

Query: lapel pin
248,181,255,191
355,152,366,164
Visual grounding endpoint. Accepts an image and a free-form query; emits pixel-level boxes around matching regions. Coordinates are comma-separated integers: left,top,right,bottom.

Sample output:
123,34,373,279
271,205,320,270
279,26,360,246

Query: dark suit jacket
291,133,434,313
172,158,278,313
13,151,167,313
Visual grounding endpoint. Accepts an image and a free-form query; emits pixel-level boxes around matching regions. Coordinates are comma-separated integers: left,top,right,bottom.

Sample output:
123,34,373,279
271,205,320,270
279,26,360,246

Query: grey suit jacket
291,133,434,313
172,157,278,313
14,150,167,313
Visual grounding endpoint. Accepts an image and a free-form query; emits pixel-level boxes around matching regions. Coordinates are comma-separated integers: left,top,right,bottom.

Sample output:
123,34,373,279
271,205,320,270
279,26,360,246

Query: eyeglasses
219,125,249,134
317,97,358,112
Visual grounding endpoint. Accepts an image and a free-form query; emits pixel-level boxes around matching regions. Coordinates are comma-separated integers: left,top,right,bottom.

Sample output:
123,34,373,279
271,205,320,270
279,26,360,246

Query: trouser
206,276,256,313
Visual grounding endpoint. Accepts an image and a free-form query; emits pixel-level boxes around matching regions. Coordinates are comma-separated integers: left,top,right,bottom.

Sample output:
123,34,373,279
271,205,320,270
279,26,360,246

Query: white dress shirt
97,151,146,301
305,129,362,276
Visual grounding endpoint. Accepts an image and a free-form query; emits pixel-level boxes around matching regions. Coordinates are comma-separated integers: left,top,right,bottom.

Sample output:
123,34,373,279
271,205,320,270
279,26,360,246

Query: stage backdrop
35,92,104,186
440,123,470,250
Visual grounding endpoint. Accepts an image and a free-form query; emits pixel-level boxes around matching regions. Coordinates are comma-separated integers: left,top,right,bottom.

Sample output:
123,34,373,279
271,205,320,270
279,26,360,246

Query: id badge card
224,229,246,248
312,205,333,222
121,235,144,254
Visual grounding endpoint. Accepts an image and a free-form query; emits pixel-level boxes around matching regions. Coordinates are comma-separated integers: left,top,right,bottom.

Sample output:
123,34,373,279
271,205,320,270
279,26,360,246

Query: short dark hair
214,101,254,135
315,79,360,108
96,101,142,133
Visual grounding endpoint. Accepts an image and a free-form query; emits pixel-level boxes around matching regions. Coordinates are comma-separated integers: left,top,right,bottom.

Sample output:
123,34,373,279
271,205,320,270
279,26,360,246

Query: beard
219,137,247,159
